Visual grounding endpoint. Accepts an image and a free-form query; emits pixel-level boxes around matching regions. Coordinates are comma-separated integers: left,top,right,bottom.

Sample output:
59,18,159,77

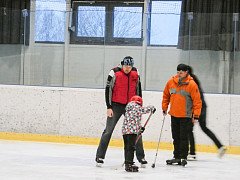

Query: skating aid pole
135,111,153,145
151,115,166,168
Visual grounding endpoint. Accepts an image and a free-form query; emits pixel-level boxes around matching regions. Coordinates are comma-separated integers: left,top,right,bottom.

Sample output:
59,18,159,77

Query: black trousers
189,122,195,154
96,103,145,162
171,116,192,159
189,108,223,154
123,134,137,164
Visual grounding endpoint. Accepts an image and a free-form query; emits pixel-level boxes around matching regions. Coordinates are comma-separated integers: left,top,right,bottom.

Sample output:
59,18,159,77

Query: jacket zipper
127,74,130,103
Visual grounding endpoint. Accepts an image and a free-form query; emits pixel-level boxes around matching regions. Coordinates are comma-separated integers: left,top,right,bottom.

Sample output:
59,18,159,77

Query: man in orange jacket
162,63,202,166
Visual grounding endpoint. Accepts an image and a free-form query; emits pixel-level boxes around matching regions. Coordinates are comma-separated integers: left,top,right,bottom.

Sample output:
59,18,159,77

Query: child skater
122,95,156,172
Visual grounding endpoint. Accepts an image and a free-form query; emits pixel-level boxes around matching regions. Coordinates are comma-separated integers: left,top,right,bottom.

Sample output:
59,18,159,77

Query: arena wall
0,85,239,154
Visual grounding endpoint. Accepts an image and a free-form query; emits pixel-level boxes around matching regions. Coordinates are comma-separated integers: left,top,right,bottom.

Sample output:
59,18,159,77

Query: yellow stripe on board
0,132,239,155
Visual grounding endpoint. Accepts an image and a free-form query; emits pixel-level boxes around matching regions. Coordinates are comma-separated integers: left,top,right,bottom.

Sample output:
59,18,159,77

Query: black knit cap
121,56,134,66
177,63,188,71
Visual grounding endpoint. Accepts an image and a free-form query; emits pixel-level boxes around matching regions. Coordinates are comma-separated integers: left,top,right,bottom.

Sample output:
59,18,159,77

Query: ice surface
0,140,239,180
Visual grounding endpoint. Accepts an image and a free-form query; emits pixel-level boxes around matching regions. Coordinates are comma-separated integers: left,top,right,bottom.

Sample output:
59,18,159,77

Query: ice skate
139,158,148,168
187,154,197,161
166,158,181,165
95,157,104,167
125,163,139,172
180,159,187,167
218,146,227,158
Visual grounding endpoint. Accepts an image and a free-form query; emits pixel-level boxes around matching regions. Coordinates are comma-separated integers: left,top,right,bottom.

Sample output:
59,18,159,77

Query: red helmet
130,95,143,106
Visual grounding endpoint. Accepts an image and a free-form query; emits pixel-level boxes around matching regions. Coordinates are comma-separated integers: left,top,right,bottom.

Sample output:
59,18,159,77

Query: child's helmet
130,95,143,106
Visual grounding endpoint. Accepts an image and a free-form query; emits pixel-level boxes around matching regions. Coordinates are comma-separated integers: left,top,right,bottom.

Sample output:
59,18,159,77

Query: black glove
152,108,156,114
140,127,145,133
192,114,199,121
163,111,167,116
194,117,199,121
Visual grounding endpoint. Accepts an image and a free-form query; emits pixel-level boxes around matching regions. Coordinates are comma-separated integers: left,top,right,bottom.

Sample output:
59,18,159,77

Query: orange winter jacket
162,74,202,118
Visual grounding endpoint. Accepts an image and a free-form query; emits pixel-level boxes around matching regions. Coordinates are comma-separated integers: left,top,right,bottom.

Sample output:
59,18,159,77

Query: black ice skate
95,157,104,167
180,159,187,167
139,158,148,168
166,158,181,165
125,163,139,172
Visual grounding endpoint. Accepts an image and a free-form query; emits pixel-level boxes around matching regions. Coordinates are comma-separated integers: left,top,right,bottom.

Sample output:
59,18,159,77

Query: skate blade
140,164,146,168
166,162,181,165
96,163,103,167
126,169,139,172
187,157,197,161
166,163,185,166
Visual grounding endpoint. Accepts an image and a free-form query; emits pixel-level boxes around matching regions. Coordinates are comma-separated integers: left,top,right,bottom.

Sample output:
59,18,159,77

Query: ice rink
0,140,239,180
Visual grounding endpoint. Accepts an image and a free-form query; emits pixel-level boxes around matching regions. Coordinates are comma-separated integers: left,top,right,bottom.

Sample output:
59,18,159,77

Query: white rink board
0,85,239,146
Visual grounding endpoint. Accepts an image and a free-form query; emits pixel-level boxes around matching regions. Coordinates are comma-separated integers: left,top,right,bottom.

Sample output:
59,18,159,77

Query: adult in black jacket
187,65,226,159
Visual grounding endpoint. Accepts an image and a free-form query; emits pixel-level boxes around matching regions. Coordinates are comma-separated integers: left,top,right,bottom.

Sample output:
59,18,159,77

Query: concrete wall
0,85,239,147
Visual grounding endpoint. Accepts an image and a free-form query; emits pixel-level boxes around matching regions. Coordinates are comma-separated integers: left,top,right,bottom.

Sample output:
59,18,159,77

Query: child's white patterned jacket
122,101,155,135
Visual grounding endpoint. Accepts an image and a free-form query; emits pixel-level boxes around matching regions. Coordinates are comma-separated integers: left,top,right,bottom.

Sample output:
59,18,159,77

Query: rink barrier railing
0,132,239,155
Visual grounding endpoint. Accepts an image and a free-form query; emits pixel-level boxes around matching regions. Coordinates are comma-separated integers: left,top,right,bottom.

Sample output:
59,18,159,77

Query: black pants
189,108,223,154
96,103,145,162
189,122,195,154
171,116,192,159
123,134,137,164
